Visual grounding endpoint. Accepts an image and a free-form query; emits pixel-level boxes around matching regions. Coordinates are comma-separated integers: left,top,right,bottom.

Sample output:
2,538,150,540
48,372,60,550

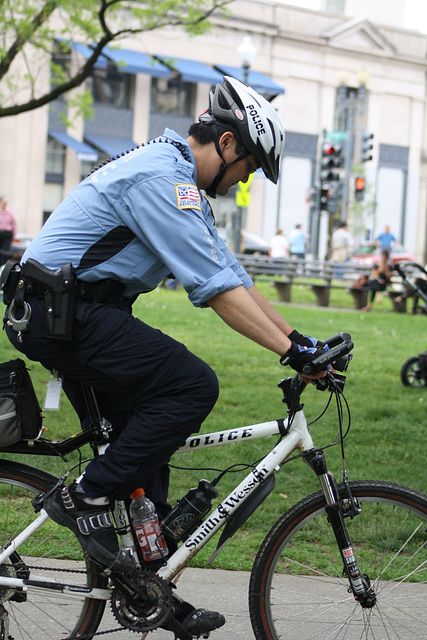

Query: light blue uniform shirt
24,129,253,307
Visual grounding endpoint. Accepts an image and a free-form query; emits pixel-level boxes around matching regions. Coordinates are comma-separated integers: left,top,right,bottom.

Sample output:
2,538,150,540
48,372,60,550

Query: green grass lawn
0,285,425,571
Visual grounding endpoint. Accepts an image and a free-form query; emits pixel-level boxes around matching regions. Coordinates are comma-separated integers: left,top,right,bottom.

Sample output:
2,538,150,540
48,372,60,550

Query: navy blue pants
5,296,219,506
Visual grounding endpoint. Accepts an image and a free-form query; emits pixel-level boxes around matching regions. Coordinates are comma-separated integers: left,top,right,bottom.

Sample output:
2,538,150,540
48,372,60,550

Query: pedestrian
330,221,353,263
361,249,393,312
0,196,18,265
375,225,397,253
269,228,289,258
2,76,327,636
289,224,308,259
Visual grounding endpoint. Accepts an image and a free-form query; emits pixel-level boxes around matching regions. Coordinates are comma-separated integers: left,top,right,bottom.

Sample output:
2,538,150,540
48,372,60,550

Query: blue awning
66,42,170,77
48,130,99,162
66,41,109,69
84,134,139,157
214,64,285,98
156,56,223,84
103,48,170,78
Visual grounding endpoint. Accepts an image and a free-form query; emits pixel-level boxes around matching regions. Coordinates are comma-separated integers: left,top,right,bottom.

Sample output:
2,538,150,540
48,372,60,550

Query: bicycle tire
0,459,108,640
249,479,427,640
400,357,426,387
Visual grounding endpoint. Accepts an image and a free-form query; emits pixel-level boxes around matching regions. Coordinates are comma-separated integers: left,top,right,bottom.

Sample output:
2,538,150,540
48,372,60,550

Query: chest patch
175,184,201,210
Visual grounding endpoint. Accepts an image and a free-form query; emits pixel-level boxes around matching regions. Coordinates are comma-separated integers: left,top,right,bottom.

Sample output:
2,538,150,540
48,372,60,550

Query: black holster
25,259,76,341
1,259,76,341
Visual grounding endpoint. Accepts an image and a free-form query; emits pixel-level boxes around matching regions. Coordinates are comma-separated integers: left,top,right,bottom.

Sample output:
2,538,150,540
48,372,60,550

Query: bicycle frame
0,408,310,596
159,409,313,583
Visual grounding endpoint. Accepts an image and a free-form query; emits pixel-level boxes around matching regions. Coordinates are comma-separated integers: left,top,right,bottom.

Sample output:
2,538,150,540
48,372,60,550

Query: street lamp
232,36,257,253
356,68,370,116
237,35,257,85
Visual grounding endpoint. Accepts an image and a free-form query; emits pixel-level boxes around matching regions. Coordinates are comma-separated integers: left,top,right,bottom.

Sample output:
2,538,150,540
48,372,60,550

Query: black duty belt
25,276,128,304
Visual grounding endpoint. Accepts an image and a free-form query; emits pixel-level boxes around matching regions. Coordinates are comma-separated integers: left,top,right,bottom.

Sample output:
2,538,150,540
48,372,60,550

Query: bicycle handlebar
302,332,354,376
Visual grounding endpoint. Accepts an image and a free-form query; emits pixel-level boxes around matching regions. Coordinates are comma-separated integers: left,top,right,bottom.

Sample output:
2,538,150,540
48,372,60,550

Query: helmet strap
205,131,249,198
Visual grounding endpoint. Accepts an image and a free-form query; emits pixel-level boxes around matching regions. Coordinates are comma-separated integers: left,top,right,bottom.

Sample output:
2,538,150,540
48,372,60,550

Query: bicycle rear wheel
0,459,108,640
249,480,427,640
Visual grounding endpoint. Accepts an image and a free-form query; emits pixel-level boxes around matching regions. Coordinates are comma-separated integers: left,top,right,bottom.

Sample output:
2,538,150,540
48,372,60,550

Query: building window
87,66,134,109
43,184,64,223
44,138,65,221
151,76,195,116
324,0,346,13
80,160,98,181
45,138,65,179
50,42,71,97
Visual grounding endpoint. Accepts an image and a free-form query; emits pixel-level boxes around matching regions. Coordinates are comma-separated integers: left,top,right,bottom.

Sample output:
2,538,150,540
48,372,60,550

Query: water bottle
161,479,218,543
129,488,168,562
113,500,139,563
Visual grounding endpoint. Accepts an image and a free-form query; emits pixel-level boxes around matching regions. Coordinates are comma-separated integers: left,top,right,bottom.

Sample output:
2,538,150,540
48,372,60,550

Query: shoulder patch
175,183,201,210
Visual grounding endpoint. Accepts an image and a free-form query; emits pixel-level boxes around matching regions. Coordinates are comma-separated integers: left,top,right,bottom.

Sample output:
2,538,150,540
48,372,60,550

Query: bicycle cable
169,377,352,481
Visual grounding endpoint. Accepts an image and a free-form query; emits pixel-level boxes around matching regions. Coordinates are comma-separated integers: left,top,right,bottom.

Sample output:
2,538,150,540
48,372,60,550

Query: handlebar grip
320,332,351,348
302,340,354,375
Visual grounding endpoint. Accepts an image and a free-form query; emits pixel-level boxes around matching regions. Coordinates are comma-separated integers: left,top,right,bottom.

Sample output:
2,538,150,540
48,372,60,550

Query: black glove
288,330,324,348
280,341,327,374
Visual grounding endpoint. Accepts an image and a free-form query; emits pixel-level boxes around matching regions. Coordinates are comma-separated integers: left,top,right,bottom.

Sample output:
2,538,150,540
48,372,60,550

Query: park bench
235,254,372,309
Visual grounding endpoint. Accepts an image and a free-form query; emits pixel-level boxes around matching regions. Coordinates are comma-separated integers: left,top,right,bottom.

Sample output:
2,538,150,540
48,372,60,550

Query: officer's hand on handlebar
280,341,329,378
288,330,325,349
281,332,354,380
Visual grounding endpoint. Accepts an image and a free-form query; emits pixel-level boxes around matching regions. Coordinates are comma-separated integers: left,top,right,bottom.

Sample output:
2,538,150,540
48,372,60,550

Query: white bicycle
0,332,425,639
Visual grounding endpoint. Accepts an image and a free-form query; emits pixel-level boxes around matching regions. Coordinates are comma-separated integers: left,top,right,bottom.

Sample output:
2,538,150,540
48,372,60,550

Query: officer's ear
219,131,235,153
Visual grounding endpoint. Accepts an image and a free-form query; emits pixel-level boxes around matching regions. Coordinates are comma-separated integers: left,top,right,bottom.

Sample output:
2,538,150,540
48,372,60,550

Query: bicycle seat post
80,383,113,452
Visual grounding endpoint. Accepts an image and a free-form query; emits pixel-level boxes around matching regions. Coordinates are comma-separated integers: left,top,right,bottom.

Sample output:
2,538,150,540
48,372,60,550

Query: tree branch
0,0,233,117
0,0,57,81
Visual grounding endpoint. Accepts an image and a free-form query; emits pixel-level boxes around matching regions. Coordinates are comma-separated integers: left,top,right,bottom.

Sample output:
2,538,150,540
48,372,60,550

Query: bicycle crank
111,570,172,632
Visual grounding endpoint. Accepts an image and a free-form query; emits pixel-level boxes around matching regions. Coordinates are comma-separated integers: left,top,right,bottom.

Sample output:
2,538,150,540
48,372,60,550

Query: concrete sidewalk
96,565,427,639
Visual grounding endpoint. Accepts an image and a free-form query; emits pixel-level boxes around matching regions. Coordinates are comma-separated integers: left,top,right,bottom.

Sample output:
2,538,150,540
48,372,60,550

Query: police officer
4,77,325,636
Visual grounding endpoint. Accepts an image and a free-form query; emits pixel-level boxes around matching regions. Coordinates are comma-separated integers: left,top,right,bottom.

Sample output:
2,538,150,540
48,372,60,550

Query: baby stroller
393,263,427,387
393,262,427,314
401,350,427,387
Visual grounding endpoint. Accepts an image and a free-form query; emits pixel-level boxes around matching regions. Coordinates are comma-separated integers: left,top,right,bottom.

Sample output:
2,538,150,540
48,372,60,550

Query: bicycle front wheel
0,459,108,640
249,480,427,640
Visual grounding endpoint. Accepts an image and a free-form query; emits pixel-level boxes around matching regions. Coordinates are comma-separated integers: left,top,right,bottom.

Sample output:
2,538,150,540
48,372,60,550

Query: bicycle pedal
163,614,193,640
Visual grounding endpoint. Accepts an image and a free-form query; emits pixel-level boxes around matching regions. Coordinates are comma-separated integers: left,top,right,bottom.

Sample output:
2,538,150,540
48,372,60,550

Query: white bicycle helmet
200,76,285,187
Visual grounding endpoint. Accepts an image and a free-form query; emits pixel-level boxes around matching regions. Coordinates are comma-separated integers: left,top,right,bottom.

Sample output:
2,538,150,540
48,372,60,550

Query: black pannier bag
0,359,43,446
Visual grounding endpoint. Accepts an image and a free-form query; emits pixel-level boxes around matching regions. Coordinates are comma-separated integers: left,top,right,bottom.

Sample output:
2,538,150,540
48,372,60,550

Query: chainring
111,570,172,633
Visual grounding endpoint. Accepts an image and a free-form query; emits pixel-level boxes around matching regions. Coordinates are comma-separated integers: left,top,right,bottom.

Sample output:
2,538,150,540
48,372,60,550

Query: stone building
0,0,426,262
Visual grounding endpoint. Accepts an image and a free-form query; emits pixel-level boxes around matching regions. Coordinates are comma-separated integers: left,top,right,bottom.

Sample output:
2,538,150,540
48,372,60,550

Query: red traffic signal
321,144,343,182
355,176,365,201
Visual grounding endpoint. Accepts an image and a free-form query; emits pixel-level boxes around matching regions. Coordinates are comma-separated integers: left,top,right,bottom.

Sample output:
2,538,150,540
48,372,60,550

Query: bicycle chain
13,564,129,638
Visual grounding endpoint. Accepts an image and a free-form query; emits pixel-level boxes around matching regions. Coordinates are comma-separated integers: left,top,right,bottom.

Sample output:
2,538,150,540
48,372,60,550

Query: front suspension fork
304,449,376,608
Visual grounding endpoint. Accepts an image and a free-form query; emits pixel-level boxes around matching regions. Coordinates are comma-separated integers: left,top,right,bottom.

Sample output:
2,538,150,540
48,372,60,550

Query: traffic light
360,130,374,163
355,176,365,201
320,186,329,212
320,144,344,184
